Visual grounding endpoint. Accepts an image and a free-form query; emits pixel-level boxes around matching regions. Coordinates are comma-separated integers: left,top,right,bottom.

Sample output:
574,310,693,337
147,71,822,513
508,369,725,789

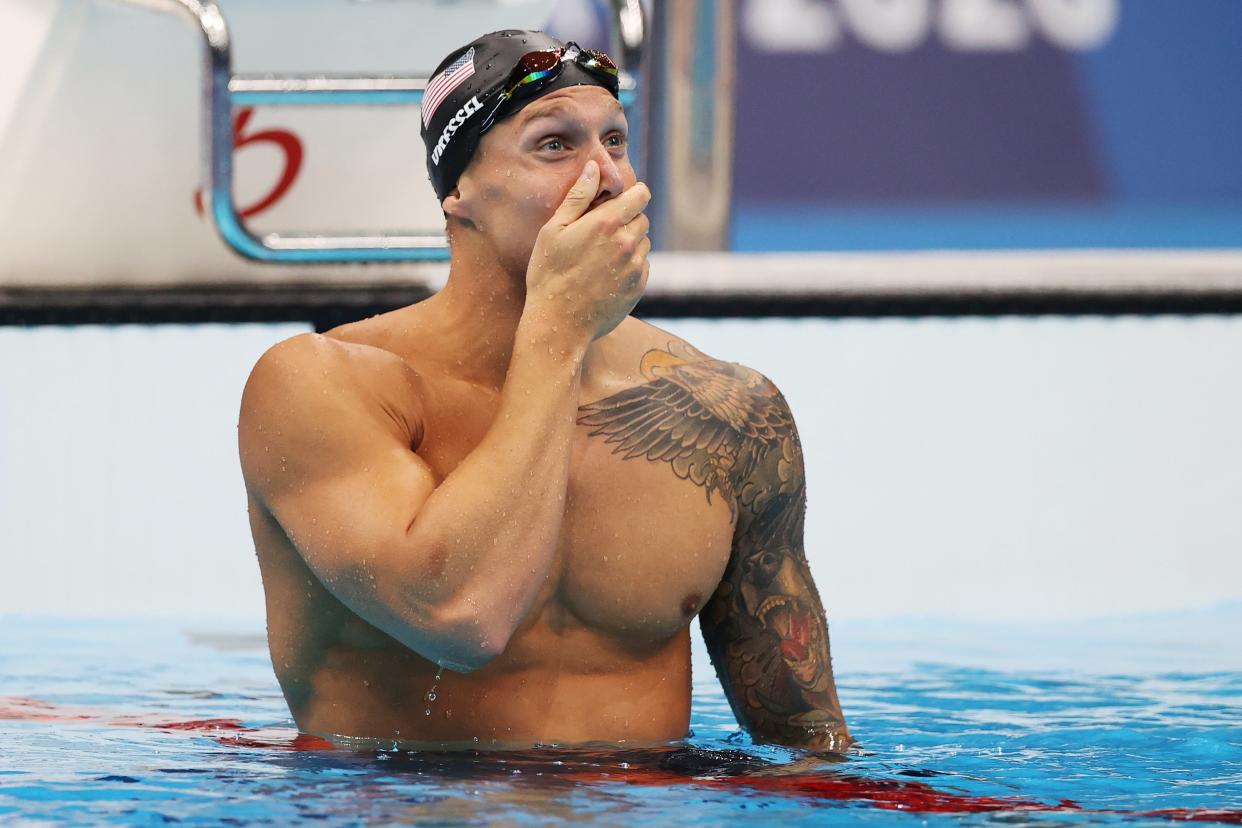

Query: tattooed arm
698,381,851,752
576,341,849,749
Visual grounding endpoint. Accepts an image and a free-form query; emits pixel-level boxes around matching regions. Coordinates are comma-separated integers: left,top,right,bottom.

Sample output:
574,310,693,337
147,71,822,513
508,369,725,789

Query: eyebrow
521,99,625,126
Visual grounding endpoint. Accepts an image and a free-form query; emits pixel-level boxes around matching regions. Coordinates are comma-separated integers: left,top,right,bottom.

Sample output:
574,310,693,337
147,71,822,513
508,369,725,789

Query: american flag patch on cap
422,48,476,128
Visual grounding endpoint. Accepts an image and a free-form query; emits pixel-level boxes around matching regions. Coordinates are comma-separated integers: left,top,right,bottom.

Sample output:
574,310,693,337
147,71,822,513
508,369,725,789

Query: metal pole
154,0,449,262
644,0,734,251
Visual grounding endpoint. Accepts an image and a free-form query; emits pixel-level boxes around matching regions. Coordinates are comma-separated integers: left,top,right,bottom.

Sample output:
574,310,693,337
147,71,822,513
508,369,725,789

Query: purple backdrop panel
734,37,1105,202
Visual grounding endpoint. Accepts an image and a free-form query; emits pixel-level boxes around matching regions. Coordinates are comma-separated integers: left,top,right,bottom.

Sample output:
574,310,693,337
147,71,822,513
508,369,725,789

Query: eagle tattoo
577,341,848,749
577,342,796,518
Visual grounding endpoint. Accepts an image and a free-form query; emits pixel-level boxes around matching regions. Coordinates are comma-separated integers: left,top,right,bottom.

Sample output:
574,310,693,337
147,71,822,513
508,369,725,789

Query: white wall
667,316,1242,621
2,316,1240,622
0,323,305,619
0,0,557,288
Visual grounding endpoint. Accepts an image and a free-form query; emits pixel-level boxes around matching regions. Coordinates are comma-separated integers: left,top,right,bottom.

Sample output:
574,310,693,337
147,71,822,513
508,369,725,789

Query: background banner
732,0,1242,249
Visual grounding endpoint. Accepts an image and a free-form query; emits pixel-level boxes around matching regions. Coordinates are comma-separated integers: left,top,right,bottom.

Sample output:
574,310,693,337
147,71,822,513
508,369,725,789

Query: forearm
394,313,588,662
703,611,851,751
697,379,852,751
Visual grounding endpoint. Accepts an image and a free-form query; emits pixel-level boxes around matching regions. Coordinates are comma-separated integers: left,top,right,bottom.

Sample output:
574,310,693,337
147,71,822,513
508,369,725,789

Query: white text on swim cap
431,95,483,166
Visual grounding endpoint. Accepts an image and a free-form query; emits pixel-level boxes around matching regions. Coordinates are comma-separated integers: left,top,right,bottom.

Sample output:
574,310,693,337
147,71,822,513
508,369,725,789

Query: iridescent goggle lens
479,44,620,133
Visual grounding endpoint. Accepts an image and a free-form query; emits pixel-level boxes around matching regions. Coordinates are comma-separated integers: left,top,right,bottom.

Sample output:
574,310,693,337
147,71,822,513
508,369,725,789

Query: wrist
516,306,591,364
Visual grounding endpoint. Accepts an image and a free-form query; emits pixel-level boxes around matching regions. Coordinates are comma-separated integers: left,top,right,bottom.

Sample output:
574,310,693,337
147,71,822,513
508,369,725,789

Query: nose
587,141,627,206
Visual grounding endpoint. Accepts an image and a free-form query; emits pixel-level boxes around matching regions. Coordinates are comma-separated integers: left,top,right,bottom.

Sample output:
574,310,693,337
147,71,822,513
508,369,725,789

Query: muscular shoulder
618,317,784,399
243,332,422,415
239,333,425,490
620,316,721,364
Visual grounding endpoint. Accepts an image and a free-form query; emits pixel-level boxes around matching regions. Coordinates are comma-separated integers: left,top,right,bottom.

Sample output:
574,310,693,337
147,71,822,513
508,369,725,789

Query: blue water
2,611,1240,825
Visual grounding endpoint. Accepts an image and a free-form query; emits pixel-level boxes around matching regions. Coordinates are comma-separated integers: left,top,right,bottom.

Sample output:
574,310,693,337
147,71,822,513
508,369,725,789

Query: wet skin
239,86,849,750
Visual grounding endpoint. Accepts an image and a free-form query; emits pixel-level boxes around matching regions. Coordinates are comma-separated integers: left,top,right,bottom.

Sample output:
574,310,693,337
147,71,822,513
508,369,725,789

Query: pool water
2,610,1240,825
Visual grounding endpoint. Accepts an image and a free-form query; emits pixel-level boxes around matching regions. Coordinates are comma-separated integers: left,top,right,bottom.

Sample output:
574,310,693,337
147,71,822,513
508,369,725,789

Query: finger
550,160,601,227
624,212,650,238
617,216,649,254
619,236,650,282
623,250,651,296
596,181,651,226
632,234,652,262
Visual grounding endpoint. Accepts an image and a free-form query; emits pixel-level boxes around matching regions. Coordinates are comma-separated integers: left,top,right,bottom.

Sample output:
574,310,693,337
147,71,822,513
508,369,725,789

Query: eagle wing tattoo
576,341,794,520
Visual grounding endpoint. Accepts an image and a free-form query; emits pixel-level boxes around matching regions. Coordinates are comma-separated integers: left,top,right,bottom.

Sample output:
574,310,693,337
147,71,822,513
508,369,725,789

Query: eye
605,132,627,148
539,137,565,152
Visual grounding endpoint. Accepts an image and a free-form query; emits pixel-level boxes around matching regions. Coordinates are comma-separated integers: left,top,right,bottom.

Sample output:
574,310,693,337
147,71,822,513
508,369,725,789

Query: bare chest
556,428,736,639
417,387,736,646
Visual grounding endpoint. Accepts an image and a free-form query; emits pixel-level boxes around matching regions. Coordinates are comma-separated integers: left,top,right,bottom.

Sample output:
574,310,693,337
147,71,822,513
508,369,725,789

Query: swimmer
237,29,850,751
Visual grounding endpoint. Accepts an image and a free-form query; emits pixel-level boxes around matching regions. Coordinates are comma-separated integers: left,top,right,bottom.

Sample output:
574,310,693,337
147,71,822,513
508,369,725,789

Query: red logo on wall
194,107,304,219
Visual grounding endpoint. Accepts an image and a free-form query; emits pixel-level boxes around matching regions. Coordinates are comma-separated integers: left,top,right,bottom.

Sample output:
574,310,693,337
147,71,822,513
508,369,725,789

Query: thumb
550,160,600,227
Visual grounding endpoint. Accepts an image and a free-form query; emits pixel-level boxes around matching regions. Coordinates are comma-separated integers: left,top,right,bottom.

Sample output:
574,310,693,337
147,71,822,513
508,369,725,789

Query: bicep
239,334,438,628
699,414,850,750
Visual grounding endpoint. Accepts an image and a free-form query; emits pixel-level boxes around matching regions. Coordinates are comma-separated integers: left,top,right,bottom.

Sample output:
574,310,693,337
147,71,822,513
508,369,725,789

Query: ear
441,180,473,224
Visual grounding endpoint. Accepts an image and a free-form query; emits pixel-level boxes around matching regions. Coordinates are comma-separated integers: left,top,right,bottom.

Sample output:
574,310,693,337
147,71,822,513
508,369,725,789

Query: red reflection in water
3,695,1238,824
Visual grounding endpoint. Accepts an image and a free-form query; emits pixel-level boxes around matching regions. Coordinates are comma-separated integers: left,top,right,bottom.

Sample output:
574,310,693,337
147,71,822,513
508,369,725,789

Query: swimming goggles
478,43,620,134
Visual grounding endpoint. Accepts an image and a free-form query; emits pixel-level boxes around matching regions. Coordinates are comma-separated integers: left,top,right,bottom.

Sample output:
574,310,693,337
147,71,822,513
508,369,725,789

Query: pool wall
2,318,1239,626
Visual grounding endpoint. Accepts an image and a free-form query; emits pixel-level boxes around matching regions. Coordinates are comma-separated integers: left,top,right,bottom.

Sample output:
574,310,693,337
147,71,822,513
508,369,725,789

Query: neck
420,251,524,390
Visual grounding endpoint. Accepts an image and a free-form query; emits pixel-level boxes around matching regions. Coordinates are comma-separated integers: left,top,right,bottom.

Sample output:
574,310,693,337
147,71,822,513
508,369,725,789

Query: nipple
680,594,701,616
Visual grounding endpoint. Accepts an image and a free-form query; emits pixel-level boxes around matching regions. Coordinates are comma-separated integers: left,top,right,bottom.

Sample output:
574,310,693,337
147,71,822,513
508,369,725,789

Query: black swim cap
420,30,621,202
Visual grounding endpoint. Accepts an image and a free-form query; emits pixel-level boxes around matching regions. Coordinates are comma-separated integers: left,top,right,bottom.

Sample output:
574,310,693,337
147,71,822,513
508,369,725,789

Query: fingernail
581,160,597,179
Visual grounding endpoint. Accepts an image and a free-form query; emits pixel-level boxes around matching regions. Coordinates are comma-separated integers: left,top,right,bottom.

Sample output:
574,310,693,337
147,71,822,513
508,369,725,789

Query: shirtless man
238,30,849,751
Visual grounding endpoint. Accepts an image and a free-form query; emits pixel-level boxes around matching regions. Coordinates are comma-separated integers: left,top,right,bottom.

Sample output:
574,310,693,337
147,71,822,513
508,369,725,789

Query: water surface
2,612,1239,825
